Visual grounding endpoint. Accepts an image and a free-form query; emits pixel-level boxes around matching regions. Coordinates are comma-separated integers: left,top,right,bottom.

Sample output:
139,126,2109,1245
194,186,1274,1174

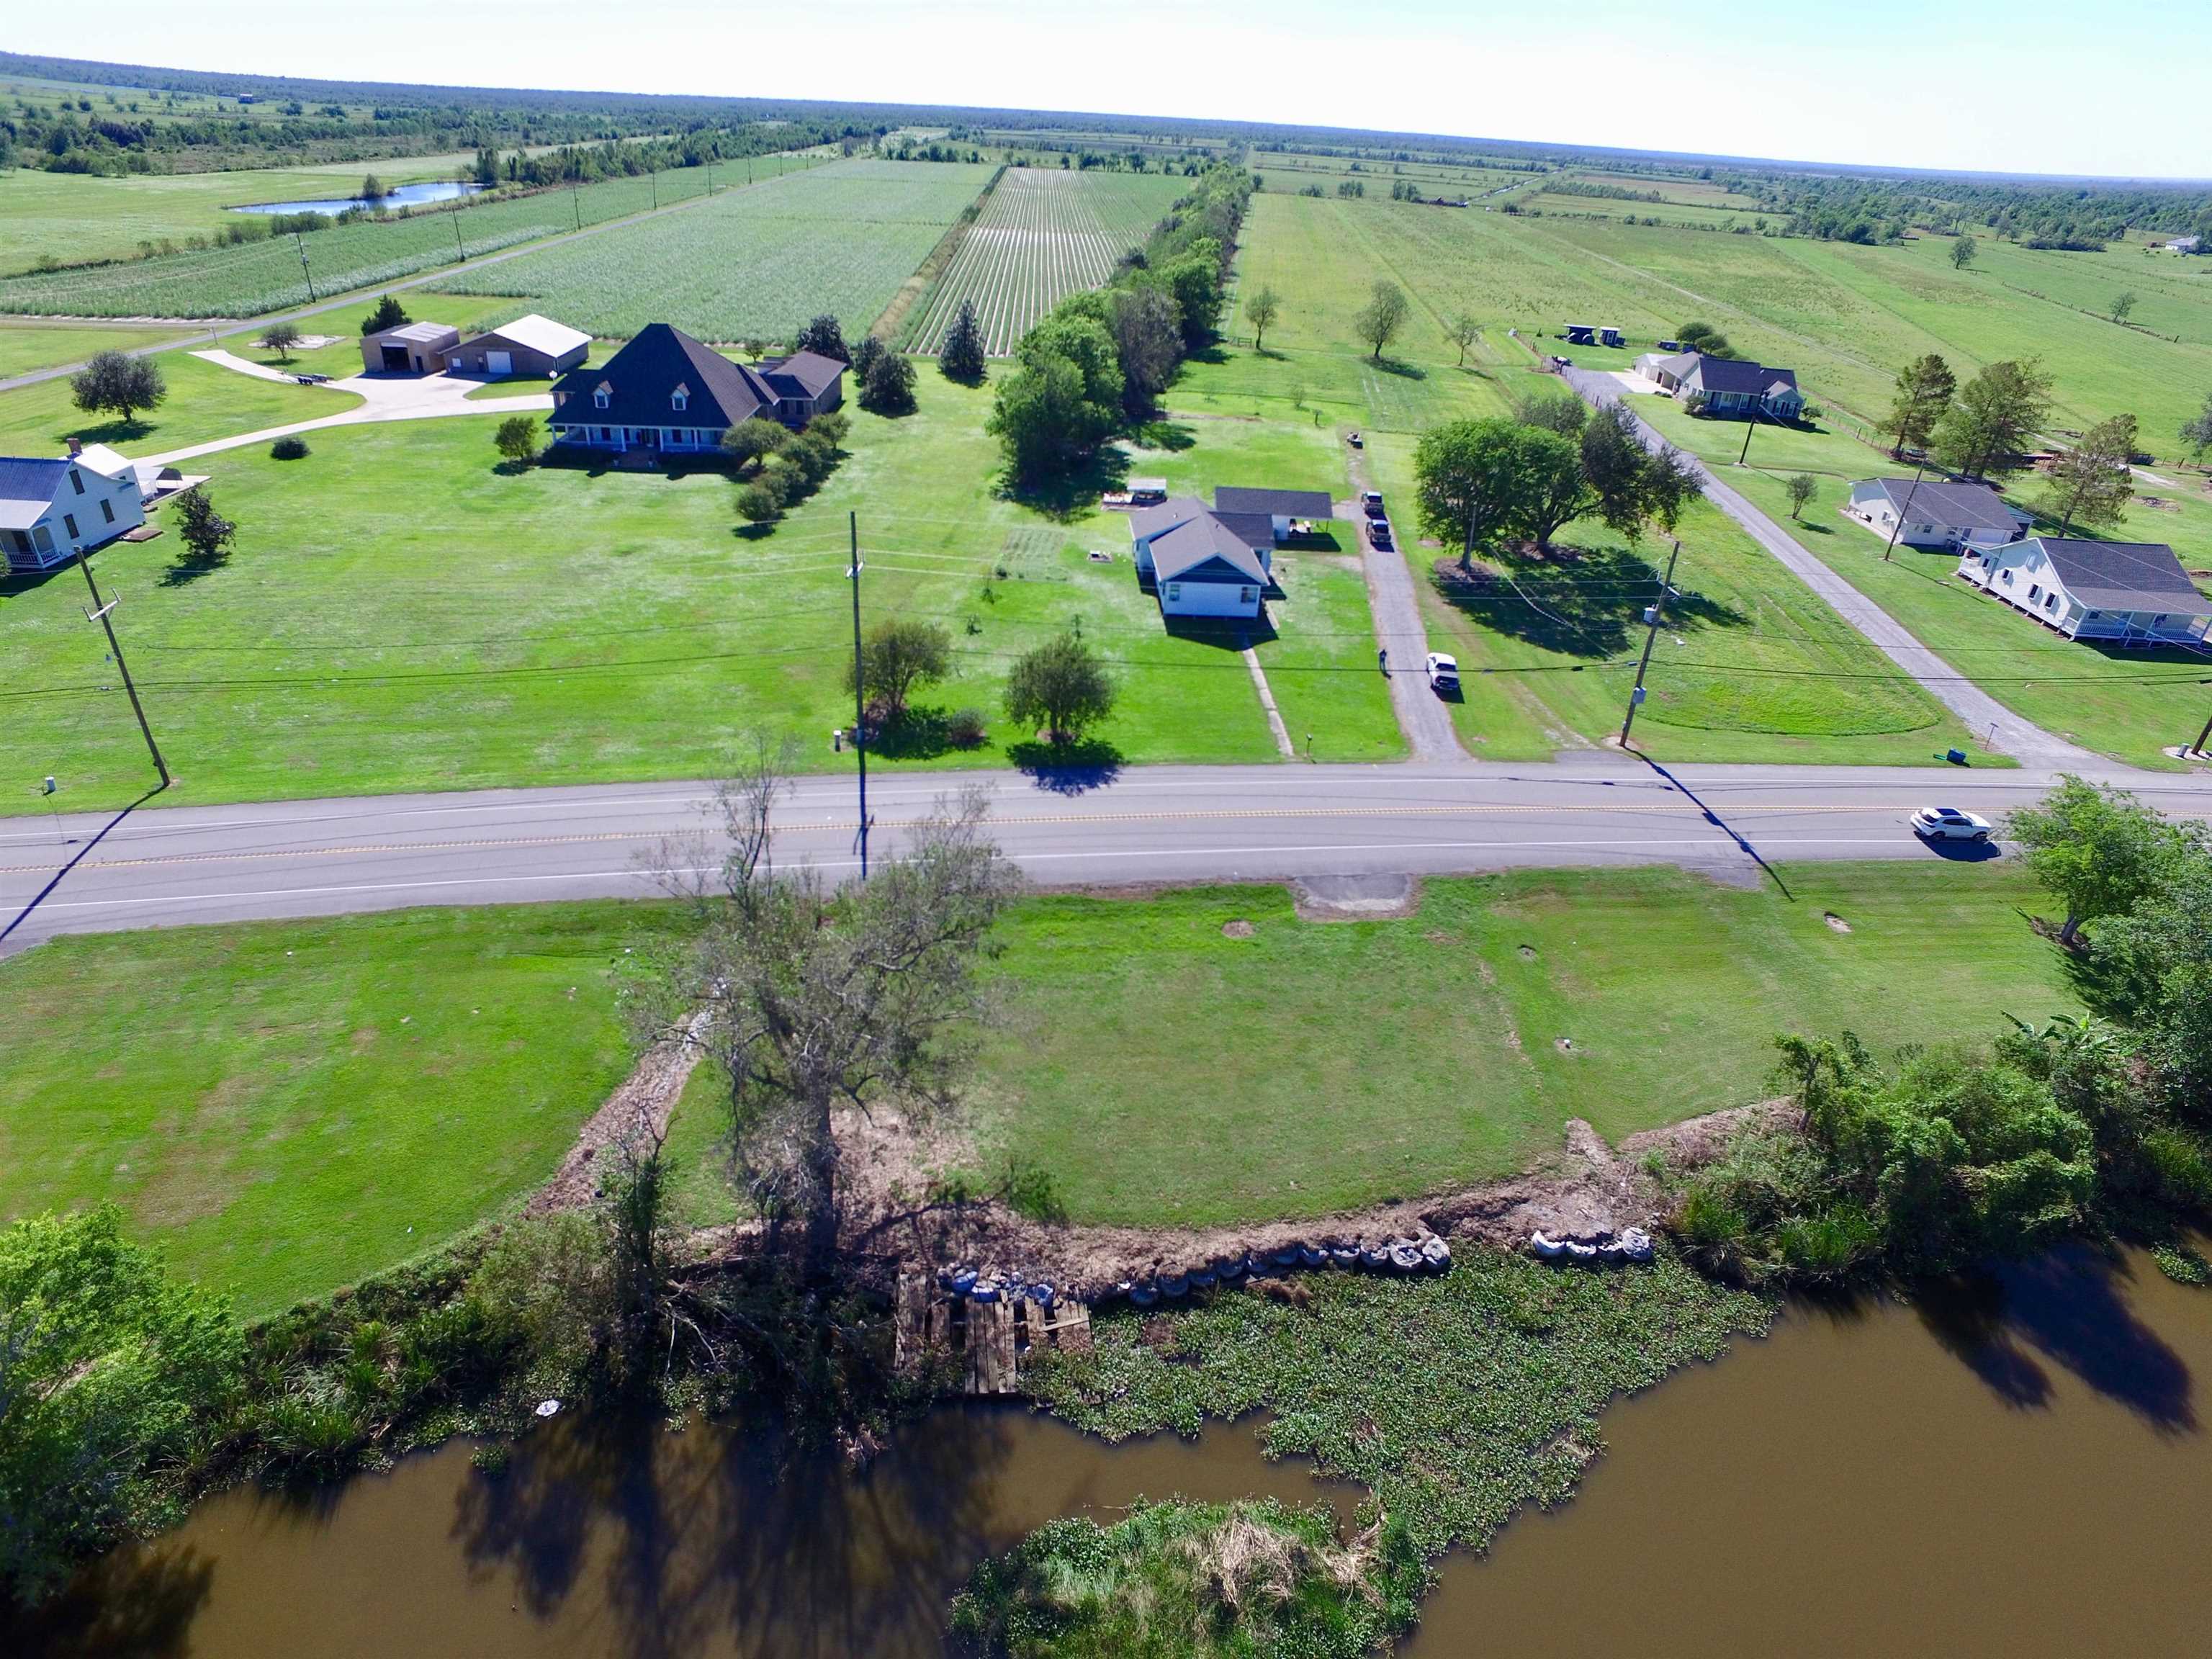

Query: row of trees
988,164,1251,483
1677,777,2212,1285
1884,352,2151,534
1413,395,1703,565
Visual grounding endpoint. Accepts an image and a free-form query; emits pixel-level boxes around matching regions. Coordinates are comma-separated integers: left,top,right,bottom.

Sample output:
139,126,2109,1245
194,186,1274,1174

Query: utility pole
1881,456,1928,562
76,552,169,790
1737,416,1755,467
451,205,466,263
847,512,870,880
1619,539,1681,749
650,168,658,210
2189,691,2212,761
570,179,581,230
293,231,317,302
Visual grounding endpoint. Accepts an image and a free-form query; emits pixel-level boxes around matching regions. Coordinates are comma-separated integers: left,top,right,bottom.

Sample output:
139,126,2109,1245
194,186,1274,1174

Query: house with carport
1957,536,2212,647
1846,477,2030,551
1128,487,1331,621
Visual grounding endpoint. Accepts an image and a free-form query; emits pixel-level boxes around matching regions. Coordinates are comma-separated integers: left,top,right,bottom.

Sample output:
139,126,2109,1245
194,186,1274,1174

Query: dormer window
670,383,689,412
593,382,612,410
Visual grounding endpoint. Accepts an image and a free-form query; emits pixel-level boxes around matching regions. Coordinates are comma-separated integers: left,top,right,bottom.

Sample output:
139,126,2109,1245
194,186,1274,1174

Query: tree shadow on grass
1125,418,1196,452
158,548,230,587
1005,736,1123,794
997,449,1130,523
869,707,953,761
1370,357,1427,380
1428,541,1747,659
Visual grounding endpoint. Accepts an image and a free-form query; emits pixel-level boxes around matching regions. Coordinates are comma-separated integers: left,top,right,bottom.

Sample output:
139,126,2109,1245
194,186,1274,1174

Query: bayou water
14,1245,2208,1658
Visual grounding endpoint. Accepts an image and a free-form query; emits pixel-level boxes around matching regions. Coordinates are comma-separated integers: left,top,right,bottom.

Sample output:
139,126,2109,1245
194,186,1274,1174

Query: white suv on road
1911,806,1993,842
1424,653,1460,693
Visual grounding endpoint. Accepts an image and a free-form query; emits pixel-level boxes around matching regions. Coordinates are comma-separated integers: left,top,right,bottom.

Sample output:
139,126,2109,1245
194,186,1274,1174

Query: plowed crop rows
904,169,1184,356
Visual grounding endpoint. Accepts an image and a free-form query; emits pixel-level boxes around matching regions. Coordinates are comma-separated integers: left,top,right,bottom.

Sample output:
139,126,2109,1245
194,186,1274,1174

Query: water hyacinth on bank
1027,1249,1771,1558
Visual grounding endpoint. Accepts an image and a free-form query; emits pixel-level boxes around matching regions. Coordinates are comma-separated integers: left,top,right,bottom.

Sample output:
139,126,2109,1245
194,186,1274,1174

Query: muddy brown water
13,1245,2210,1658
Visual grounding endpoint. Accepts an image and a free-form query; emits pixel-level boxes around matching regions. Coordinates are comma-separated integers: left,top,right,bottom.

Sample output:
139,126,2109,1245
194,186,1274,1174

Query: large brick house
548,323,845,457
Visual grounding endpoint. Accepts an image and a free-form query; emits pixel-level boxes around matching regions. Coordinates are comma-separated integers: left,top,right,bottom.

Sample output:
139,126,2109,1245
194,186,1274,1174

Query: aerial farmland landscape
4,9,2212,1655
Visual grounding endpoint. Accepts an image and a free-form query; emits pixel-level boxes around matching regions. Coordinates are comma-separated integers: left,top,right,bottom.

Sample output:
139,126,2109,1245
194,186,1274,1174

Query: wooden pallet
894,1272,1094,1392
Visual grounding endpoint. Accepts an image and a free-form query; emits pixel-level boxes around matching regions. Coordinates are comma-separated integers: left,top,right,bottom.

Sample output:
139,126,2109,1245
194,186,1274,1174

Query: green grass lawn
1359,418,1977,764
0,348,356,455
1633,395,2212,769
964,861,2077,1227
0,323,194,378
4,863,2070,1310
3,365,1405,809
0,903,662,1316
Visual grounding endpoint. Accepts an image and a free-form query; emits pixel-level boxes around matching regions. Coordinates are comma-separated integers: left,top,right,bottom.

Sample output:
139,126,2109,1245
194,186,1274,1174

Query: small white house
1957,536,2212,646
1129,498,1274,619
1846,477,2030,551
1640,350,1803,419
1,442,145,574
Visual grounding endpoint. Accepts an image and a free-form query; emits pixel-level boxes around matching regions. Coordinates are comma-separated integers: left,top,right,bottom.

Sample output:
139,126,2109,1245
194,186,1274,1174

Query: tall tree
858,347,917,415
845,618,951,722
1414,416,1542,570
493,414,541,464
0,1207,241,1603
1786,473,1817,520
1005,632,1115,744
2038,413,2136,535
1447,312,1481,367
1110,282,1184,415
649,755,1018,1270
1519,426,1594,552
360,294,409,336
795,313,850,364
1354,281,1410,361
2006,775,2196,947
68,351,166,426
986,354,1089,483
172,485,235,568
2182,392,2212,466
1640,444,1704,535
1244,284,1280,352
1581,401,1653,541
2110,290,2138,325
1932,358,2054,480
1951,233,1977,270
1885,353,1956,457
1676,320,1731,358
939,299,987,382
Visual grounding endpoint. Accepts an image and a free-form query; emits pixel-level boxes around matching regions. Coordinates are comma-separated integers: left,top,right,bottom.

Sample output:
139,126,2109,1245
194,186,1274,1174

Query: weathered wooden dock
894,1274,1092,1394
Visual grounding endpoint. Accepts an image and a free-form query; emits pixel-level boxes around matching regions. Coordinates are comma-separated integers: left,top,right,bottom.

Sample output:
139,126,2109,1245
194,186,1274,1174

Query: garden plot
904,168,1184,355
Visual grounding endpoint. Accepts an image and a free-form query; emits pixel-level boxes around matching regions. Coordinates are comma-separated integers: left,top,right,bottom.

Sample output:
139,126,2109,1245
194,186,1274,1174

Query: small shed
449,314,591,378
1599,325,1624,347
1128,477,1169,504
361,320,460,375
1564,323,1596,346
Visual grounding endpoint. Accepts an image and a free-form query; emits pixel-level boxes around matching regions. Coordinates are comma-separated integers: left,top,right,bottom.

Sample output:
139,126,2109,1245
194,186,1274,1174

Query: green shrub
270,434,310,460
948,706,988,749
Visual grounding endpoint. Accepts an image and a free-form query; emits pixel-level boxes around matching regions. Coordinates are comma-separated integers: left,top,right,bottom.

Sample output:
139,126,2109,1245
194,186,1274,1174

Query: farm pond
230,181,485,217
12,1244,2211,1658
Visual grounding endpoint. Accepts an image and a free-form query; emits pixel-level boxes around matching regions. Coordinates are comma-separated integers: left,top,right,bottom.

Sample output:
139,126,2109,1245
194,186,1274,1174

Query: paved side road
1560,367,2100,773
9,758,2211,956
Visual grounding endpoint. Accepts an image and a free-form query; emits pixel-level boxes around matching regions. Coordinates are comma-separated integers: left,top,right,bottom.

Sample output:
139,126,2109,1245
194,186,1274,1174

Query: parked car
1346,431,1364,448
294,372,331,385
1360,490,1386,519
1424,652,1460,693
1910,806,1992,842
1369,517,1394,548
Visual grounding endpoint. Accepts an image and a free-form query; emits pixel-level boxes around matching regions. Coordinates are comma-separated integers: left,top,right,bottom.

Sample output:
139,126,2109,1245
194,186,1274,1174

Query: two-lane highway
11,758,2208,955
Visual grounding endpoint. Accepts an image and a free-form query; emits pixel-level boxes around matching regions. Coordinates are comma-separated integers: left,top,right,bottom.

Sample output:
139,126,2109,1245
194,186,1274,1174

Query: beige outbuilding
360,320,460,375
448,313,593,378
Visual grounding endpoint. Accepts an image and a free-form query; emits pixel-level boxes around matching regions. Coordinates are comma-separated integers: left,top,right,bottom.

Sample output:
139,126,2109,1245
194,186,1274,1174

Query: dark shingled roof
1214,486,1334,520
2033,537,2210,613
1129,498,1271,585
1681,353,1798,398
550,323,775,430
1861,477,2027,533
760,350,846,399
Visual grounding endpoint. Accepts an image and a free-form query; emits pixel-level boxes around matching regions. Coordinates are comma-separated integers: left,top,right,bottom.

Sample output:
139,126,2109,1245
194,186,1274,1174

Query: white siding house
1,443,145,574
1846,477,2031,551
1958,536,2212,646
1640,350,1804,419
1129,499,1273,620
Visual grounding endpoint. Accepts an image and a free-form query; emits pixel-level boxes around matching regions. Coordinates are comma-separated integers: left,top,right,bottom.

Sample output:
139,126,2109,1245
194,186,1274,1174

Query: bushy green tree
939,299,987,382
2005,774,2195,947
1518,426,1593,551
2038,412,2136,534
1110,279,1182,414
257,320,302,362
858,347,917,415
360,294,410,336
1885,353,1956,457
1244,284,1280,351
173,484,235,567
1414,416,1545,567
794,313,849,363
2180,392,2212,465
1005,631,1114,744
493,414,541,464
721,415,791,468
1676,320,1731,357
987,353,1090,483
1950,233,1977,269
1932,357,2054,479
1786,473,1817,518
1,1207,242,1602
845,617,951,721
69,349,165,425
1354,280,1409,361
1159,240,1225,351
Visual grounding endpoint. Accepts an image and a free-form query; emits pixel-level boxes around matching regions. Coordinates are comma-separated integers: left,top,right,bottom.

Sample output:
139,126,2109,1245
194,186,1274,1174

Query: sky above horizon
13,0,2207,181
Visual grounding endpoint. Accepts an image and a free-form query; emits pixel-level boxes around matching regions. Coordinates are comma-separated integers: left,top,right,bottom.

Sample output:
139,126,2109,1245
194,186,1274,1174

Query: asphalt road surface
9,758,2210,956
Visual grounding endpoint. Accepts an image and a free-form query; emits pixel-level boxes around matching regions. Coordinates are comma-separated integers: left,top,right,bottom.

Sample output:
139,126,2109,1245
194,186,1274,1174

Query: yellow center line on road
0,801,1907,876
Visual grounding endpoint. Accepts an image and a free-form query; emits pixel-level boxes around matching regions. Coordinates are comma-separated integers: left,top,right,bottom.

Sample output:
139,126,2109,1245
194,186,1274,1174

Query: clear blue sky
14,0,2207,180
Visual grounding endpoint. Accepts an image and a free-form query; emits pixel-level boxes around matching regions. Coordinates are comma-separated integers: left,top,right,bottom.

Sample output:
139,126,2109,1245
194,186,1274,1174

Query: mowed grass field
0,154,495,274
1632,395,2212,769
902,168,1184,354
0,156,822,320
0,321,194,377
2,364,1395,810
433,158,997,343
0,862,2074,1308
0,904,660,1316
1220,193,2212,464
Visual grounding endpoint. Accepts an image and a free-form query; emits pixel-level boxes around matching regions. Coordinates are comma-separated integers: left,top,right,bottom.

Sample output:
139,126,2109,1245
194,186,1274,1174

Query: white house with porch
1957,536,2212,646
1846,477,2031,551
1,441,145,574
